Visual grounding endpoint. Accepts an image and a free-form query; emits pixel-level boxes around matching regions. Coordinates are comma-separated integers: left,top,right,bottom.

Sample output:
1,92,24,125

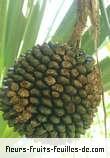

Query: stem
88,0,107,138
95,0,107,138
95,46,107,138
68,0,89,50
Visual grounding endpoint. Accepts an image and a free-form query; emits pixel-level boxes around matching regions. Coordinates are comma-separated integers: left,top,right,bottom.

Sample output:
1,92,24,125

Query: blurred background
0,0,110,138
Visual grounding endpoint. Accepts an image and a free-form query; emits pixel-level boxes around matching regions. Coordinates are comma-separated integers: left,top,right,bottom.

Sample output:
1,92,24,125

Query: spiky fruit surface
0,43,101,138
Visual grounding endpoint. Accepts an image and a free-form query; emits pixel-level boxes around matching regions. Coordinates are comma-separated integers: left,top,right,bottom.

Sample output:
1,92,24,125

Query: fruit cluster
0,43,101,137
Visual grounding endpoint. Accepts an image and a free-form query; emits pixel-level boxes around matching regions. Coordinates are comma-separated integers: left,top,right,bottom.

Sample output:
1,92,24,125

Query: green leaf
52,0,78,43
99,0,110,38
0,0,9,75
0,112,20,138
4,0,25,71
44,0,65,42
19,0,47,55
100,57,110,91
81,5,110,54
